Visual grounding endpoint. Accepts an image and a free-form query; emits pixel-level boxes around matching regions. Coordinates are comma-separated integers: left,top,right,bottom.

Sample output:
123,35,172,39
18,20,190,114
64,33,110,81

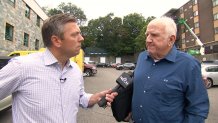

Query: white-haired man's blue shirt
0,49,92,123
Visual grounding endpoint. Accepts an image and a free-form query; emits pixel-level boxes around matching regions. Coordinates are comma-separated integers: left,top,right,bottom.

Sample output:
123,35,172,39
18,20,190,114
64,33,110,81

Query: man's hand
124,112,132,122
88,89,118,107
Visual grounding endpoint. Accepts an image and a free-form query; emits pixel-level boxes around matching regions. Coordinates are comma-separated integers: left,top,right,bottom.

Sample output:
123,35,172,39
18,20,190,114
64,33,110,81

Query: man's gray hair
149,16,177,37
41,14,77,47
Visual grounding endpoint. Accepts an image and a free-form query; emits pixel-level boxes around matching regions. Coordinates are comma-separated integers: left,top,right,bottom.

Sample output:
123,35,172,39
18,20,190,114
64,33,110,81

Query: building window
25,4,30,18
213,44,218,53
36,15,40,27
189,5,192,9
213,0,218,6
215,27,218,34
5,23,14,41
35,39,39,50
180,7,183,13
193,0,197,5
24,33,29,47
194,11,198,16
8,0,15,7
182,39,186,44
214,13,218,20
194,22,199,28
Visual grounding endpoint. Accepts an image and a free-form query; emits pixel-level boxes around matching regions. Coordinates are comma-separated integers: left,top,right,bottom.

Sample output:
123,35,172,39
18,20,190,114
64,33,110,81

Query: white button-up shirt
0,49,92,123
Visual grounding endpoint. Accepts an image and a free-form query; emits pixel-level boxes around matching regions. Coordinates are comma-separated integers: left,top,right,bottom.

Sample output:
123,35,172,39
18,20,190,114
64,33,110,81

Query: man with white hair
131,16,209,123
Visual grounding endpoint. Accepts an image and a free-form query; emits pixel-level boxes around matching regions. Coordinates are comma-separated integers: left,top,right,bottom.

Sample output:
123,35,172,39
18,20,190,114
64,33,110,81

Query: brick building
0,0,48,55
165,0,218,61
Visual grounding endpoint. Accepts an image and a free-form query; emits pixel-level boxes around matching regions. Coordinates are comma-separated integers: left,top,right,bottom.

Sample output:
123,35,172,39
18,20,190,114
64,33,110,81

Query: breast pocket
158,77,184,105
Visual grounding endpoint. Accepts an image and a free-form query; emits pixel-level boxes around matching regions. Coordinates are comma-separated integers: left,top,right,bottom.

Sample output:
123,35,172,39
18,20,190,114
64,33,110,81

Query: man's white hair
149,16,177,37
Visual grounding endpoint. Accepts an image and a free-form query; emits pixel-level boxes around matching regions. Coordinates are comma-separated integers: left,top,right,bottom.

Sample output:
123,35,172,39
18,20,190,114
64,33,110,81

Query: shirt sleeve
0,58,23,100
78,72,93,108
184,62,209,123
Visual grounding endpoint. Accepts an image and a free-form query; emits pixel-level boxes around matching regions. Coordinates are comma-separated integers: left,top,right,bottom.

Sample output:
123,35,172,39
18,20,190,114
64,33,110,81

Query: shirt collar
43,48,73,68
43,48,58,66
144,45,177,63
164,45,177,63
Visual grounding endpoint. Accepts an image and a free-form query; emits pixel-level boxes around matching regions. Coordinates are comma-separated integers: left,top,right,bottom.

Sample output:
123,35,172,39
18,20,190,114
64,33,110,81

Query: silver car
116,63,135,70
201,64,218,88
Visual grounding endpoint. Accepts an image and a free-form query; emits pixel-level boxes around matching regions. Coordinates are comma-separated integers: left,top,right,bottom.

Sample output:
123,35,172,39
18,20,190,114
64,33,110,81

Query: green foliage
134,16,155,52
47,8,62,16
44,2,87,26
81,13,154,56
42,2,156,56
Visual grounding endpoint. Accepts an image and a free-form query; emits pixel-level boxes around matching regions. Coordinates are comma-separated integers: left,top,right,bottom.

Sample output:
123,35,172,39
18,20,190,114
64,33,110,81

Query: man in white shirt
0,13,117,123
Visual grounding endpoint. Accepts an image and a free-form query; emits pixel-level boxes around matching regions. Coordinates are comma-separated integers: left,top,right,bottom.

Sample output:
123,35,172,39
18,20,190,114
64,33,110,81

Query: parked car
83,62,97,77
201,64,218,88
96,63,110,67
0,56,12,69
110,63,121,68
84,60,96,65
116,63,135,70
201,60,218,65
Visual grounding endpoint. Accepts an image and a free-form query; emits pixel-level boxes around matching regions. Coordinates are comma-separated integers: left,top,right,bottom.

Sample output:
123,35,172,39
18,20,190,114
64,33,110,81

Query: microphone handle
98,85,120,108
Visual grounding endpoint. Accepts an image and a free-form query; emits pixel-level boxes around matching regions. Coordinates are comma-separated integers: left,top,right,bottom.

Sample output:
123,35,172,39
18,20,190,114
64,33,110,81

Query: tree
134,16,155,52
58,2,87,25
82,13,149,56
122,13,146,54
47,8,63,16
81,13,126,56
44,2,87,26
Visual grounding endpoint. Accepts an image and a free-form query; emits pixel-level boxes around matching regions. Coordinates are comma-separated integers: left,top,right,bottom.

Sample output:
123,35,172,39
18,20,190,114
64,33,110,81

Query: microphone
60,78,67,83
98,71,133,108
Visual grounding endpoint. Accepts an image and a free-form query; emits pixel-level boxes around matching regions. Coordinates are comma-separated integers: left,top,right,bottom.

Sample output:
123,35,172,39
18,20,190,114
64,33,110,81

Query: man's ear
169,35,176,45
51,35,62,48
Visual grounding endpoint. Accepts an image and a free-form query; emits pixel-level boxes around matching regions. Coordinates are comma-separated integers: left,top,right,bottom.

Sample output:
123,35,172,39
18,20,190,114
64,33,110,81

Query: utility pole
178,18,205,55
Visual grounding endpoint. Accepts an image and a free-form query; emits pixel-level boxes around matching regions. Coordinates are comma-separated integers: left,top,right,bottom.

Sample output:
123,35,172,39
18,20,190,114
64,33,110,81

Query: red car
83,62,97,77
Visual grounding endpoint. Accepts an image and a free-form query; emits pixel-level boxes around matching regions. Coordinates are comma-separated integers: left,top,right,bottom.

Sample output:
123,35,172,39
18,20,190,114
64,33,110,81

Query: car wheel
84,69,92,77
206,78,213,89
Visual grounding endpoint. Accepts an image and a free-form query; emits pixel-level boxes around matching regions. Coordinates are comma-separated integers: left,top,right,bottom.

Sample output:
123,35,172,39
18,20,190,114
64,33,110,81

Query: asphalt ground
0,68,218,123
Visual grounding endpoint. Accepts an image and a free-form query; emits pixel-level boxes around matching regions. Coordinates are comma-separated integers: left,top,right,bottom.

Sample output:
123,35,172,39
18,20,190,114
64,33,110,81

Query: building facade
0,0,48,55
165,0,218,60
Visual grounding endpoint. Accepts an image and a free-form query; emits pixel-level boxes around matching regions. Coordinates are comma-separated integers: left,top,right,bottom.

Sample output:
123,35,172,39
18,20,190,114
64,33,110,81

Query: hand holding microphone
98,71,133,108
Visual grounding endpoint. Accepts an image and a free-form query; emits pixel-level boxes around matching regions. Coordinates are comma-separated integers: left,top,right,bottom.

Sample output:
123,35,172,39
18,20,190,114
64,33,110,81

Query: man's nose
79,34,84,42
146,35,152,43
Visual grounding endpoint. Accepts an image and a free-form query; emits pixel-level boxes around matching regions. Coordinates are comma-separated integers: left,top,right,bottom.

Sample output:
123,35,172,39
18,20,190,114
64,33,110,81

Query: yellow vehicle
8,50,37,57
7,48,84,72
70,49,84,72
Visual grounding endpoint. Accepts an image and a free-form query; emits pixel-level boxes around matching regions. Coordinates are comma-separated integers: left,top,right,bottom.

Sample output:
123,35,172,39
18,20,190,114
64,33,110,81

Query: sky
35,0,190,20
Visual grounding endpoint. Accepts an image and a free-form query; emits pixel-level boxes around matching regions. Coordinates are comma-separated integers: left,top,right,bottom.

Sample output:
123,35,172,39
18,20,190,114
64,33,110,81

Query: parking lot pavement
1,68,218,123
77,68,128,123
78,68,218,123
205,86,218,123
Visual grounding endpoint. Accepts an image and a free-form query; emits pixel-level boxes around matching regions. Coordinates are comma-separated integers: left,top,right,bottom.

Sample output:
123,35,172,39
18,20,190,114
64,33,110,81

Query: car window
9,53,20,56
206,66,218,72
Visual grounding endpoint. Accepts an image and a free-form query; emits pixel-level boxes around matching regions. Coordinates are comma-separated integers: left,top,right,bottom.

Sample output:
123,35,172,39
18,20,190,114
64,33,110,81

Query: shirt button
144,90,147,93
153,63,155,66
140,105,143,108
147,76,150,79
139,118,142,121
